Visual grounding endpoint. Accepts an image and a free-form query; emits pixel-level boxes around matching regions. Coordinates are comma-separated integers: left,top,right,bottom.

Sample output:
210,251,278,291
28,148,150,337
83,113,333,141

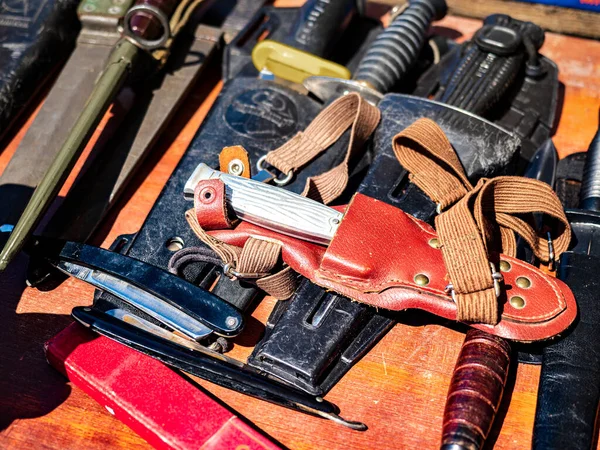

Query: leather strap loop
185,208,297,300
264,92,381,204
393,119,571,324
393,118,472,210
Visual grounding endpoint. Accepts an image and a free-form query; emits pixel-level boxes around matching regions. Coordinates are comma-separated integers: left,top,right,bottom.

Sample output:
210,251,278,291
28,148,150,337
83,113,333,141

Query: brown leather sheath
202,186,576,342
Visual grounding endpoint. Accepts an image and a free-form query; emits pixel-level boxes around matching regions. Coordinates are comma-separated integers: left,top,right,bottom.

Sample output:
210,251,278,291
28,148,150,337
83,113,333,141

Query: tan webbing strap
185,209,297,300
186,209,241,263
151,0,206,65
264,92,381,204
393,119,473,208
393,119,571,324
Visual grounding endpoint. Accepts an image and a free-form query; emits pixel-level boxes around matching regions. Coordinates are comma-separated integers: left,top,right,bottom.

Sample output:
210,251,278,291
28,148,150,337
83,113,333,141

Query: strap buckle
547,231,557,271
256,155,294,186
445,262,504,302
222,263,270,281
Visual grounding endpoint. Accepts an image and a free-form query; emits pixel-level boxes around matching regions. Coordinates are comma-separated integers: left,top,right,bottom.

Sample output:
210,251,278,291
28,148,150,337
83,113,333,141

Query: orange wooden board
1,7,599,450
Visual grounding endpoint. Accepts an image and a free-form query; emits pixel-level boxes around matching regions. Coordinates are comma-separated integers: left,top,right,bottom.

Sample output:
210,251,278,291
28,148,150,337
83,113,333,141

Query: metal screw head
510,296,526,309
515,276,532,289
330,217,340,226
414,274,430,286
225,316,239,329
499,260,512,272
227,159,245,176
428,238,440,249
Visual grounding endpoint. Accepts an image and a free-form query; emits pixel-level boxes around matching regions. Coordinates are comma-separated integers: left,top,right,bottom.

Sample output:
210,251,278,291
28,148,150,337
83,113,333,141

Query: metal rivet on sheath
499,260,512,272
227,159,245,176
516,276,532,289
428,238,440,249
510,296,526,309
198,186,216,203
414,274,429,286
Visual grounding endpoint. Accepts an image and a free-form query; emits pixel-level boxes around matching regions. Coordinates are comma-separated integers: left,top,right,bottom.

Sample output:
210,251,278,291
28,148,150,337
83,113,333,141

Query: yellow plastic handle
252,40,351,84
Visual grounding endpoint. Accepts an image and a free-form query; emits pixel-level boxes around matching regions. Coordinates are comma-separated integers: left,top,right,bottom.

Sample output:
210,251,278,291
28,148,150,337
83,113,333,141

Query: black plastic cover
533,210,600,450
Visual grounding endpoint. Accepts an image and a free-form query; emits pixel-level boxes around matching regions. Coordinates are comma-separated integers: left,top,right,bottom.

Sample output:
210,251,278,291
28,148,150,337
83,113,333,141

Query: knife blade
105,308,214,351
57,261,213,341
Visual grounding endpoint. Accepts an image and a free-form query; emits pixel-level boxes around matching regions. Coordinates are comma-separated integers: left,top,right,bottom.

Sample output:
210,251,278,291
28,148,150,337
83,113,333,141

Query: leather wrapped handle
441,329,511,450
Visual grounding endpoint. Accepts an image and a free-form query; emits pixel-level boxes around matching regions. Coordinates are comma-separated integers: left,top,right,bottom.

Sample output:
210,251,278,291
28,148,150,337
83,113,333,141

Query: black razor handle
71,306,347,421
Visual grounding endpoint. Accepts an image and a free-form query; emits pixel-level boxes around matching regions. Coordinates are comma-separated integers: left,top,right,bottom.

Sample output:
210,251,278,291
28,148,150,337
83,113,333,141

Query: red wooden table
0,8,599,450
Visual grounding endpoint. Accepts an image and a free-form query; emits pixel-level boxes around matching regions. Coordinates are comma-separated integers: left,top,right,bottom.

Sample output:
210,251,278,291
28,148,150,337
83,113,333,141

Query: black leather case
0,0,80,141
533,210,600,450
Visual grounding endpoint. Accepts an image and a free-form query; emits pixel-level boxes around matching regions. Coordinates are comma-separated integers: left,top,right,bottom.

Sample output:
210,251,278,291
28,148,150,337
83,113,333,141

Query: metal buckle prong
222,263,270,281
445,262,504,302
547,231,556,271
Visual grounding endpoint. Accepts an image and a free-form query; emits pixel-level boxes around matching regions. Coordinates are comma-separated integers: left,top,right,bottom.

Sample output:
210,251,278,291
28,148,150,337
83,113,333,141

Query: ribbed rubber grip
440,329,511,450
579,120,600,211
353,0,447,93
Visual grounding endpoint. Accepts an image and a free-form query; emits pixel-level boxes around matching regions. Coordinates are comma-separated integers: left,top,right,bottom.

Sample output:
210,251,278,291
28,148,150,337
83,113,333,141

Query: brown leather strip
185,209,241,266
435,189,501,323
186,208,297,300
472,176,571,261
237,238,281,274
393,118,571,324
193,179,237,230
256,266,298,300
264,93,381,204
219,145,251,178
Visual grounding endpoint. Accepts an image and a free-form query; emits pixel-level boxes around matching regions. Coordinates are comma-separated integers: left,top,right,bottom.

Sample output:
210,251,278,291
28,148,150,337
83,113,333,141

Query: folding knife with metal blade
29,238,244,338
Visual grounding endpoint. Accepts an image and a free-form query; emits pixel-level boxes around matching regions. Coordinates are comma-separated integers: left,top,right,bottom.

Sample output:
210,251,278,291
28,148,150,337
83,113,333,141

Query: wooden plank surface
1,6,599,450
375,0,600,39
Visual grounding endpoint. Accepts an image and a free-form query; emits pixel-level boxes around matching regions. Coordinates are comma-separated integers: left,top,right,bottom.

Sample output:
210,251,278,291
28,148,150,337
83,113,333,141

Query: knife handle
188,164,343,245
354,0,447,93
441,329,511,450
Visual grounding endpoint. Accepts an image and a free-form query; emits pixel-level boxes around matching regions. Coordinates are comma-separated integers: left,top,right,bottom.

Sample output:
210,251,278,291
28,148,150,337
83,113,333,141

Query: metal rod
0,40,138,270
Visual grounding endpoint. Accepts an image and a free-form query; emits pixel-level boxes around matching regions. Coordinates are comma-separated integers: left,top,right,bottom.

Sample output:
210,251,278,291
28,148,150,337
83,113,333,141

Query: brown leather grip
441,329,511,450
